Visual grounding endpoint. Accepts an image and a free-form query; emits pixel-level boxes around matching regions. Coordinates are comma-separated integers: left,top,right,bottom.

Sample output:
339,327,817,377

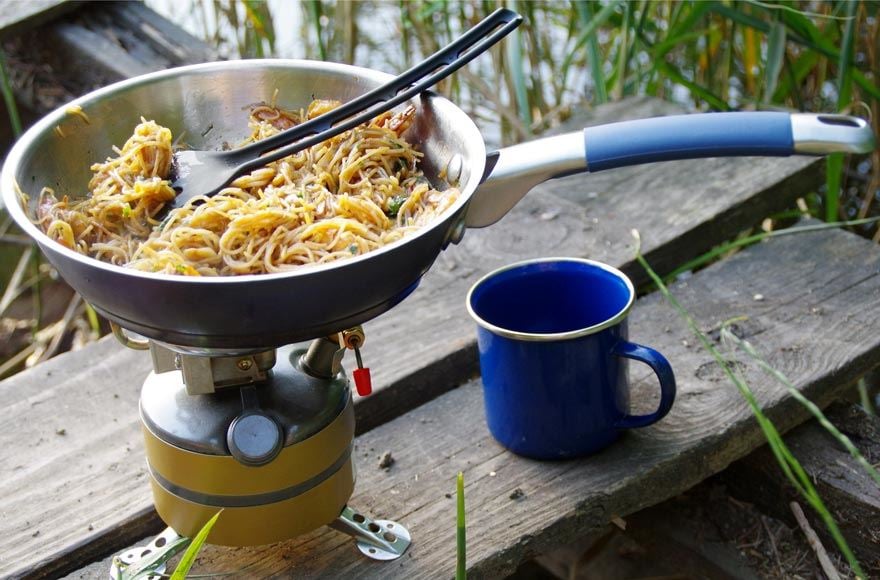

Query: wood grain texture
50,1,217,77
0,0,71,39
11,1,217,108
69,223,880,579
0,339,154,579
0,98,830,578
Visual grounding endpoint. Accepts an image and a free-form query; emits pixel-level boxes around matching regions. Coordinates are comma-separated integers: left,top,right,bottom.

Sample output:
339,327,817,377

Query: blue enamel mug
466,258,676,459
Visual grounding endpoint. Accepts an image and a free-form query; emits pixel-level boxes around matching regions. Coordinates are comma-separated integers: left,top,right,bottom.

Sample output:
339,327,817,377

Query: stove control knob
227,412,283,467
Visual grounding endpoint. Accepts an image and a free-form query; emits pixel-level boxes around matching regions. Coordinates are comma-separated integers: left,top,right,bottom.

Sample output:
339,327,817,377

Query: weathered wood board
0,0,71,40
42,1,216,87
0,97,825,578
70,221,880,579
2,1,217,118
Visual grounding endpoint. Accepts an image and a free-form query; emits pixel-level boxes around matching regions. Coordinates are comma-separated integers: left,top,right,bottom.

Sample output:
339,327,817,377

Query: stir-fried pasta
36,100,460,276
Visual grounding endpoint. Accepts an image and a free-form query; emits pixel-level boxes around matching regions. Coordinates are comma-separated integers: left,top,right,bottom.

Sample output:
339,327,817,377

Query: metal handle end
792,113,876,155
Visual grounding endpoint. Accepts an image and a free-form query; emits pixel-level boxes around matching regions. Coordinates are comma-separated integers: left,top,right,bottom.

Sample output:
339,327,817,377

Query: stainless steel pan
1,60,873,349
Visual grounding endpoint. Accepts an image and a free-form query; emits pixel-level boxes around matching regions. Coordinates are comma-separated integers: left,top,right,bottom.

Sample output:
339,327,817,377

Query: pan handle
464,112,875,228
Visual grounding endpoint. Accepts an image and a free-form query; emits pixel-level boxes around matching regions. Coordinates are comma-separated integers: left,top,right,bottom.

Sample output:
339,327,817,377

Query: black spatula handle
226,8,522,177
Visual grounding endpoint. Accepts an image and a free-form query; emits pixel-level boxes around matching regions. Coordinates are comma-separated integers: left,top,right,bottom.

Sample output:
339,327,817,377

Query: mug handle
611,340,676,429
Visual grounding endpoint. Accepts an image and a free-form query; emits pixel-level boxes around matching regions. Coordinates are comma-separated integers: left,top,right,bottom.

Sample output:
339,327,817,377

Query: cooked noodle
36,100,460,276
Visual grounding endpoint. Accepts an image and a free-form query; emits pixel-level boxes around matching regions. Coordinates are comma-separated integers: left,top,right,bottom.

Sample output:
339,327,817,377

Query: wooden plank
2,1,217,117
722,402,880,574
0,97,827,578
39,1,218,87
0,0,72,40
71,221,880,578
0,339,154,580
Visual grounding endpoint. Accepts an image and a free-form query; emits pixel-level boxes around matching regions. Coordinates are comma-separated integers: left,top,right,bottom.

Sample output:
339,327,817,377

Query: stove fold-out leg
328,505,412,560
108,527,185,580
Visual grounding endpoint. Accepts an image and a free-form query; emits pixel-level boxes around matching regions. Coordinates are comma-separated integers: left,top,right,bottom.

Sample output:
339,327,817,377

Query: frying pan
1,60,874,350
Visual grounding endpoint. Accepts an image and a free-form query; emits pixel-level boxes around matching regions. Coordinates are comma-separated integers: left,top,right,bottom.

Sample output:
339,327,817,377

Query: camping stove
111,324,410,570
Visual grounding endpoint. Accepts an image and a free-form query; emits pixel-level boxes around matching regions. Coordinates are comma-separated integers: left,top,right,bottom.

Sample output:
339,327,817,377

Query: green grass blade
613,1,630,100
120,536,191,579
825,153,843,222
561,0,621,80
0,49,22,138
651,28,708,61
667,0,714,38
456,471,466,580
836,0,857,109
853,69,880,102
306,0,327,61
824,2,856,224
574,0,607,104
772,49,819,103
506,0,531,132
714,0,872,98
654,59,729,110
662,217,880,283
170,511,222,580
722,328,880,487
712,1,832,58
763,21,786,103
747,0,855,22
84,303,100,335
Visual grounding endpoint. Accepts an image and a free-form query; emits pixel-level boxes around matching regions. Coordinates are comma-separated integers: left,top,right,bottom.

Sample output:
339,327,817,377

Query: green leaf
825,153,843,222
613,0,631,100
836,0,858,110
654,59,729,110
574,0,607,104
170,511,222,580
853,70,880,102
666,0,714,39
456,472,466,580
772,49,819,103
84,302,100,334
506,0,531,131
0,49,22,138
561,0,621,80
385,195,407,218
119,535,191,580
763,21,786,103
305,0,326,61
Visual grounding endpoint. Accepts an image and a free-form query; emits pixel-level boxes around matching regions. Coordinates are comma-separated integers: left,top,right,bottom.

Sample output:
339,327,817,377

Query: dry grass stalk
790,501,842,580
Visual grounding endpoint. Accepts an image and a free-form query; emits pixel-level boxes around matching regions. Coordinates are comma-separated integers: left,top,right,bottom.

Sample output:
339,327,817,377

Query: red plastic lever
353,367,372,397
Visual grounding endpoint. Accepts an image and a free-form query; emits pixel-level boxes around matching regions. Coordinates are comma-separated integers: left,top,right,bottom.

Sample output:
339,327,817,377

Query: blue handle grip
612,340,676,429
584,112,794,172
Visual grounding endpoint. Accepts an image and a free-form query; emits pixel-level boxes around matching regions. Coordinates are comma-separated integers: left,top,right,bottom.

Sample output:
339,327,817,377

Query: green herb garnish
385,195,407,218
